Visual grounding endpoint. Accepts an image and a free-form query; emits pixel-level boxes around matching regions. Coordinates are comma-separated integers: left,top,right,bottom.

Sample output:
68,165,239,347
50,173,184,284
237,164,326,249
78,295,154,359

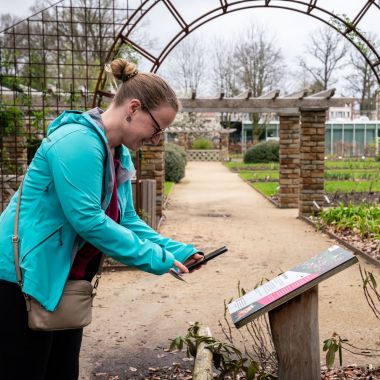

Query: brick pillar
220,132,229,161
140,139,164,224
177,132,188,149
299,108,327,216
278,114,300,208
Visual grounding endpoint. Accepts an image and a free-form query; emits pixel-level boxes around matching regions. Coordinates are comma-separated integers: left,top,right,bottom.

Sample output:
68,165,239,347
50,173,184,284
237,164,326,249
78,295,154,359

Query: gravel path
79,162,380,379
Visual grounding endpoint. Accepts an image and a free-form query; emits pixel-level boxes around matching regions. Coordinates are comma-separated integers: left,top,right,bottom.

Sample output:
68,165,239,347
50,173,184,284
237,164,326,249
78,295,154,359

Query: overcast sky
1,0,379,94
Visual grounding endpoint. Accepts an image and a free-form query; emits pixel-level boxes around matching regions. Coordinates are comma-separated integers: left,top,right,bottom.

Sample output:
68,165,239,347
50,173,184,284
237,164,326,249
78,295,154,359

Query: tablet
187,246,228,271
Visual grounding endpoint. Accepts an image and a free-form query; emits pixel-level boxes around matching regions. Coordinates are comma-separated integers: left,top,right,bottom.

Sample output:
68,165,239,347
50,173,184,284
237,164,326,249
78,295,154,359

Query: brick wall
299,108,327,216
279,114,300,208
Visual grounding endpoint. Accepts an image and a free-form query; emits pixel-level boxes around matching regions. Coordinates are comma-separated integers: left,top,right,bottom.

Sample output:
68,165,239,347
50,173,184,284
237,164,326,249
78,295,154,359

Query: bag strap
12,180,24,287
12,179,105,289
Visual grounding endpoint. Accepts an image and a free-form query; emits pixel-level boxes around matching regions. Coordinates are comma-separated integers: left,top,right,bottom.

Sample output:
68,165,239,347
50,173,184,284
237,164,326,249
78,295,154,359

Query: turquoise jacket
0,109,196,311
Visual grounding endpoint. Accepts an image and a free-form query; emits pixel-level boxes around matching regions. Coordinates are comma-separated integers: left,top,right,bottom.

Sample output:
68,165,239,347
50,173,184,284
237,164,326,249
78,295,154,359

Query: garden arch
92,0,380,220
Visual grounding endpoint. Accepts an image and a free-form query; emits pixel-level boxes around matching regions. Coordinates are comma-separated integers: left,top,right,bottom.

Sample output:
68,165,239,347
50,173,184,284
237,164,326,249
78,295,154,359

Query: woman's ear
129,98,142,115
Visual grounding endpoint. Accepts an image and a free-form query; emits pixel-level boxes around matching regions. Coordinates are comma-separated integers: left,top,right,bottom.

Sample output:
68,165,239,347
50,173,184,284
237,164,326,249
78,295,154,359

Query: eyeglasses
145,108,165,137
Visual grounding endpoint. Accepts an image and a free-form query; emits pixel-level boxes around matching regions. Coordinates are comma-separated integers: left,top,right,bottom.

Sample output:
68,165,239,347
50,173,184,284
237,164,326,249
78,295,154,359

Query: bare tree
234,23,284,97
345,34,379,117
164,35,207,97
298,26,347,91
232,23,284,144
211,36,240,97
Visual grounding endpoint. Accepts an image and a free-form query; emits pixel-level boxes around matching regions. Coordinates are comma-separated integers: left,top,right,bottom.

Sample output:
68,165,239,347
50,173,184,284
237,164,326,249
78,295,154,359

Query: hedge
244,141,279,163
165,143,187,183
192,138,214,150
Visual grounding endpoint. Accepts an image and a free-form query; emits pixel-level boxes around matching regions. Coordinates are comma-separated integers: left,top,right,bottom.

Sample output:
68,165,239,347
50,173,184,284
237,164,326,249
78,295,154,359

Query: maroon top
69,159,120,280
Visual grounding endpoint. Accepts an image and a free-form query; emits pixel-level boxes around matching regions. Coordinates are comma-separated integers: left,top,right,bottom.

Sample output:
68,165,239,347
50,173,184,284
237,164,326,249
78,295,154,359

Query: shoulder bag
12,180,104,331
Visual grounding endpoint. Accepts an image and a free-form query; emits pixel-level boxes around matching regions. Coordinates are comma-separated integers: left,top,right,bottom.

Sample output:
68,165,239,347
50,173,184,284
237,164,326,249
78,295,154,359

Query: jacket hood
47,109,135,176
48,110,105,138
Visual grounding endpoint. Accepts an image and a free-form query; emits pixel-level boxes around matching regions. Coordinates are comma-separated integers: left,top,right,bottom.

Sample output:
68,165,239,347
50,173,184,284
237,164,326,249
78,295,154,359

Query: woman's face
123,101,176,150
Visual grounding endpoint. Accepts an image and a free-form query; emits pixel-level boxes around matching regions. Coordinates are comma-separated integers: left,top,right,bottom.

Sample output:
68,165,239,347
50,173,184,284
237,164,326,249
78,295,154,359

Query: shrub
244,140,279,163
165,143,186,183
166,143,187,164
191,138,214,150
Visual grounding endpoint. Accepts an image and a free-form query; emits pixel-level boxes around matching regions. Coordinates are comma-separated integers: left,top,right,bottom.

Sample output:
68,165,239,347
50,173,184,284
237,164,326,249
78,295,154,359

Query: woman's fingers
183,253,204,267
173,260,189,274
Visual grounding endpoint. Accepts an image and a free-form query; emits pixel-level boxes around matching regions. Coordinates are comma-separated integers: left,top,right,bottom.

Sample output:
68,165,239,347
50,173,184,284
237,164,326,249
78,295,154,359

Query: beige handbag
12,180,104,331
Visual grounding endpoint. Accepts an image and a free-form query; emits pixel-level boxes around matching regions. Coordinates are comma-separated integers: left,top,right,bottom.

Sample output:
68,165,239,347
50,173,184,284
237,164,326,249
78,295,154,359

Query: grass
227,159,380,198
325,160,380,170
225,162,279,171
243,180,380,196
230,158,380,191
225,159,380,172
325,170,380,181
164,181,174,197
239,171,380,183
250,182,279,196
325,181,380,193
239,170,279,181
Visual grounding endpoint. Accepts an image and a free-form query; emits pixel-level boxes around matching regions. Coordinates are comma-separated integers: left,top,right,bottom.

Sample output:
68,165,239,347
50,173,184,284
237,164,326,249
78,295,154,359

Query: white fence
187,149,225,161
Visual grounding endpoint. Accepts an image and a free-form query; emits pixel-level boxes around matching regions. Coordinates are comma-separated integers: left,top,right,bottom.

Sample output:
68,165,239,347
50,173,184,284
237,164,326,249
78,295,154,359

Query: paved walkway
80,162,380,379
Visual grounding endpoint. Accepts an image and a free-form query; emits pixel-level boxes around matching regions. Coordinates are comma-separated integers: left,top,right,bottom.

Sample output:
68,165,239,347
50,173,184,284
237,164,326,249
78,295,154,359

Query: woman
0,59,203,379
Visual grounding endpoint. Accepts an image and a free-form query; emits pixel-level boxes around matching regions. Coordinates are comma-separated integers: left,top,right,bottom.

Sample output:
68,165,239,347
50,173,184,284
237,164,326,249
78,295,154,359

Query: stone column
177,132,188,149
140,139,164,225
220,132,229,162
278,114,300,208
299,108,327,216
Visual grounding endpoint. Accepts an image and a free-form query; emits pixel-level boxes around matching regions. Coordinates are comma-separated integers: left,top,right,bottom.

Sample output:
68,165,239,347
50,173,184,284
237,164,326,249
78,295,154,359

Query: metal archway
94,0,380,104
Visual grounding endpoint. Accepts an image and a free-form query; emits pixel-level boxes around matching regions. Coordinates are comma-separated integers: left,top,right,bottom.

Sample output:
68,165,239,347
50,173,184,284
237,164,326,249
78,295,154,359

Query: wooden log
179,97,354,113
306,88,336,99
259,89,280,99
285,88,310,99
193,325,213,380
268,286,320,380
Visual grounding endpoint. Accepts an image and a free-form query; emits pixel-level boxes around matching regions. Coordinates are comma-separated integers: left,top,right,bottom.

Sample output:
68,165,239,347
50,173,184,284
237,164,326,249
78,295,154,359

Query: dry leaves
321,364,380,379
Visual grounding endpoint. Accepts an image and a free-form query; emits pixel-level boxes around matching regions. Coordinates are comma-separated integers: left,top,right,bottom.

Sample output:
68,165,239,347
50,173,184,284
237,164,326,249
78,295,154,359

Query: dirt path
80,162,380,379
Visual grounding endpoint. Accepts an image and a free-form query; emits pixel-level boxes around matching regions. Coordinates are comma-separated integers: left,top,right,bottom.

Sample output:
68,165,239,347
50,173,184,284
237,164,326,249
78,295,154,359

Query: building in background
233,97,380,157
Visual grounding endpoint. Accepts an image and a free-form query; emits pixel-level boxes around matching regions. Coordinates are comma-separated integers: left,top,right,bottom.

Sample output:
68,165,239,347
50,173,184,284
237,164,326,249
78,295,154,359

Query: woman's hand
172,253,205,274
184,252,205,272
172,259,189,275
169,253,205,280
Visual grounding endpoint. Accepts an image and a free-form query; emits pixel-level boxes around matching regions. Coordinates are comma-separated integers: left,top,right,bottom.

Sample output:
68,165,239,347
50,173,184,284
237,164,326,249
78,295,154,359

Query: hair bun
107,59,138,82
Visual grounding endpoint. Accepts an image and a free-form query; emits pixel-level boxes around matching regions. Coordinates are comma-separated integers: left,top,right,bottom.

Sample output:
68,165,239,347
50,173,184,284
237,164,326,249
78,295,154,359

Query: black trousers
0,280,83,380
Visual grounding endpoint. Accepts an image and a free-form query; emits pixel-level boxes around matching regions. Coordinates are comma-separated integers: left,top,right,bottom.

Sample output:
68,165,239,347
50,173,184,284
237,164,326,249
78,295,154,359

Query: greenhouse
241,120,380,157
326,121,380,157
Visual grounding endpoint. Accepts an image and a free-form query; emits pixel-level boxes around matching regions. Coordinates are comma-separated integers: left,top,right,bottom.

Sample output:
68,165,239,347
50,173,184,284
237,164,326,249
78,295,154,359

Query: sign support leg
268,285,320,380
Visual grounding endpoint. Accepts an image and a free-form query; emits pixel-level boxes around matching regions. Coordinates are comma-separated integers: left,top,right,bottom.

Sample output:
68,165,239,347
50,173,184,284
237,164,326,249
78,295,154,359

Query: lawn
245,179,380,197
227,159,380,197
225,160,380,172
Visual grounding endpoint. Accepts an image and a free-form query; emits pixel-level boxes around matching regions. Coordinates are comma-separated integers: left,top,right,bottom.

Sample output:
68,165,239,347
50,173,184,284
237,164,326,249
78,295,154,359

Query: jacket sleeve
120,180,198,264
44,128,175,275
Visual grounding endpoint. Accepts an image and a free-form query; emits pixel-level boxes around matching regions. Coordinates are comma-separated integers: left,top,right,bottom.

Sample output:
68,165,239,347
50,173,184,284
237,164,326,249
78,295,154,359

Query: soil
79,162,380,380
271,191,380,208
270,191,380,262
327,191,380,207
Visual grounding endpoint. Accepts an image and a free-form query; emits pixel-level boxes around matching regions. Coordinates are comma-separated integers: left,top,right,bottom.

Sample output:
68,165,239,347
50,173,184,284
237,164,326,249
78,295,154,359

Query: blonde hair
105,58,179,112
